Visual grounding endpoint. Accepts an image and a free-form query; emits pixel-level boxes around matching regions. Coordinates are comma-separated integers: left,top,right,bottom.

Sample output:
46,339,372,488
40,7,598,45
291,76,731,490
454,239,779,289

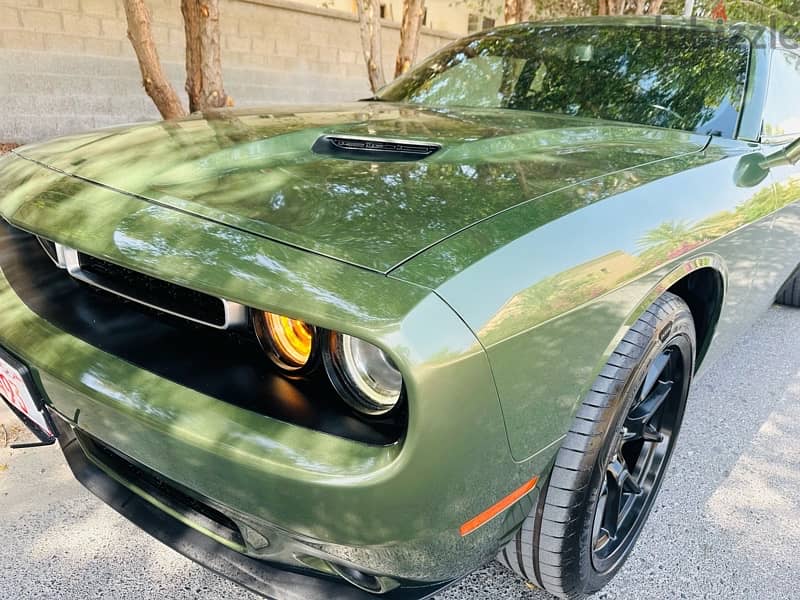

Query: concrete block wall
0,0,457,142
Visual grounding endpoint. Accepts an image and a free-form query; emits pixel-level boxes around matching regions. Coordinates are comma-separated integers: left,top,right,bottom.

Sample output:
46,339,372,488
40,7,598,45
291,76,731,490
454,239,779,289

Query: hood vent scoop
312,134,441,162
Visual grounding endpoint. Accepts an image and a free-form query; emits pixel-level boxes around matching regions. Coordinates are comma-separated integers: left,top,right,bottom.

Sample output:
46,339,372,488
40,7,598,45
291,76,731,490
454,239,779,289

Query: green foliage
725,1,800,30
448,0,505,19
669,0,800,29
452,0,799,23
380,26,750,137
637,220,693,250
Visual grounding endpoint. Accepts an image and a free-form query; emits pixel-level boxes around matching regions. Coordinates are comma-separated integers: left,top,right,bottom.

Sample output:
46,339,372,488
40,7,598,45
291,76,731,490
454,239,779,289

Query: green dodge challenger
3,15,800,600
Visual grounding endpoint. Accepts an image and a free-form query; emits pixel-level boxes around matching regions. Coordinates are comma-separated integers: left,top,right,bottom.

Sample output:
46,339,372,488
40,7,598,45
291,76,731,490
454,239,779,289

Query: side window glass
763,51,800,140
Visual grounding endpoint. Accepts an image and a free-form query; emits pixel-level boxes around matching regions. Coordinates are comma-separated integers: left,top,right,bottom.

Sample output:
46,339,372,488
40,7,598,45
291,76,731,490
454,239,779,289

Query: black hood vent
312,134,441,161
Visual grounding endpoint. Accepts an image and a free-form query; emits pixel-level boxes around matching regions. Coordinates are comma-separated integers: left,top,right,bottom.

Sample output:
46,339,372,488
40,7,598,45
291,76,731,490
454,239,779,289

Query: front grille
77,253,228,327
34,236,246,330
3,223,405,445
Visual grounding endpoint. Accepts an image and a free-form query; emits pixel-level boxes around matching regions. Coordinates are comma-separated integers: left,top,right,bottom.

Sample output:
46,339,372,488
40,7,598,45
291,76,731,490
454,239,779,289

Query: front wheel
776,269,800,307
499,292,695,599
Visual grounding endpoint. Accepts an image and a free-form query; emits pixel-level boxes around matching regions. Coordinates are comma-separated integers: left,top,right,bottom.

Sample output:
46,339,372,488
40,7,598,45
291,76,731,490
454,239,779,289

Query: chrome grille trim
36,236,67,268
46,242,247,330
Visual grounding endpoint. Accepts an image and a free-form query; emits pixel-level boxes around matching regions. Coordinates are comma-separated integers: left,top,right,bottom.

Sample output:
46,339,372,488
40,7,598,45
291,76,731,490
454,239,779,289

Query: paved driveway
2,305,799,600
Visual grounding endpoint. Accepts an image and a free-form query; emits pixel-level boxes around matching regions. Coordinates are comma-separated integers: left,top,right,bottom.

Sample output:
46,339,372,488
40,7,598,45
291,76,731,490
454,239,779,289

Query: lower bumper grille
77,429,247,550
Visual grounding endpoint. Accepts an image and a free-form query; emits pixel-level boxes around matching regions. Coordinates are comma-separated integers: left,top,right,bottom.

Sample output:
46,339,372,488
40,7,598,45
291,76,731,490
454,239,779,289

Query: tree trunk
356,0,386,93
598,0,608,15
395,0,424,78
517,0,534,21
504,0,519,24
635,0,646,14
505,0,534,24
649,0,664,14
122,0,186,119
181,0,231,112
683,0,695,16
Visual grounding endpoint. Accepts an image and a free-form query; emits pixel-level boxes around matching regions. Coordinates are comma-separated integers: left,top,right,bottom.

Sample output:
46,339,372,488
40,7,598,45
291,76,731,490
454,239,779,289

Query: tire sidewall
579,302,695,593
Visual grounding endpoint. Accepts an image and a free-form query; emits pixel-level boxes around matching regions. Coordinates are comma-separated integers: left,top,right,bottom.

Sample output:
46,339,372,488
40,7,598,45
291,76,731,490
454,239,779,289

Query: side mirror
735,137,800,187
761,137,800,168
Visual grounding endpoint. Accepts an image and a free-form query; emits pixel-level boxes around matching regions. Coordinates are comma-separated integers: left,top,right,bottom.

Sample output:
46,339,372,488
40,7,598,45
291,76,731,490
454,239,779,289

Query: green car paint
391,136,786,460
12,107,709,273
1,16,800,591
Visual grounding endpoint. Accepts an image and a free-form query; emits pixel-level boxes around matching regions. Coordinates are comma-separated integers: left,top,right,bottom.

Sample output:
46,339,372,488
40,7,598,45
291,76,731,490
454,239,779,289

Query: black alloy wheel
591,345,686,572
499,292,695,599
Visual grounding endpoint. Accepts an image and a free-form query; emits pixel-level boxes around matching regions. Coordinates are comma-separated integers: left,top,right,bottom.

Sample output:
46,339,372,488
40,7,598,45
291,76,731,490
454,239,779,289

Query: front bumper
52,412,450,599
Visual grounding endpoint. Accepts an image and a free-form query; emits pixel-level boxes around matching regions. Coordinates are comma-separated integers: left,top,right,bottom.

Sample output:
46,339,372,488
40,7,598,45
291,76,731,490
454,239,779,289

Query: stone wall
0,0,457,142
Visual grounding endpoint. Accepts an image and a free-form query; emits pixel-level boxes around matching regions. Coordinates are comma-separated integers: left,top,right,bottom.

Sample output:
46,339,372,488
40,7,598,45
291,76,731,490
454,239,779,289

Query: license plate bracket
0,347,55,445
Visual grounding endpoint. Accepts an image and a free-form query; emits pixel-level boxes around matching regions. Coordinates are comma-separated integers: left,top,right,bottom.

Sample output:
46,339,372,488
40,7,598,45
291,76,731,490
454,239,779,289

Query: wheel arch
667,266,725,370
628,254,726,373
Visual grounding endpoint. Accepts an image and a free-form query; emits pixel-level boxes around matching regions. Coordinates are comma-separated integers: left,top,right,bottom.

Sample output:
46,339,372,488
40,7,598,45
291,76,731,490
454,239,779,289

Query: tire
776,270,800,307
498,292,695,599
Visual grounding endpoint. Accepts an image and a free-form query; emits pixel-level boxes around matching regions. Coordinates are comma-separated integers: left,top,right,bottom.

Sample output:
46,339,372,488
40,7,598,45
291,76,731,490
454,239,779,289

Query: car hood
13,102,709,273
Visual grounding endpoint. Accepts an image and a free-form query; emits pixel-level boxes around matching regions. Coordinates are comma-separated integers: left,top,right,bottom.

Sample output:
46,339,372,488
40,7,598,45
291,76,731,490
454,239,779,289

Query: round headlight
254,311,315,371
324,333,403,416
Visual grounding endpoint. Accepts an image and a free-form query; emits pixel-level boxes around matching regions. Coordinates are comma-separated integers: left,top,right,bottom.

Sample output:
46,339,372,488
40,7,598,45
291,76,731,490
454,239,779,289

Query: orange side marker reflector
459,476,539,537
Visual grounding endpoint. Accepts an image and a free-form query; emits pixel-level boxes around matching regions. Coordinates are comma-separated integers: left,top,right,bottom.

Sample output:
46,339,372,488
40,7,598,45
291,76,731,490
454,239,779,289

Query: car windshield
378,25,751,138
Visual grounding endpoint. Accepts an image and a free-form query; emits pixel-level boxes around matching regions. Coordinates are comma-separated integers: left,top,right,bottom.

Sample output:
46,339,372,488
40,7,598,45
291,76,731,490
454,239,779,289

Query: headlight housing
324,332,403,416
253,311,316,372
253,310,404,418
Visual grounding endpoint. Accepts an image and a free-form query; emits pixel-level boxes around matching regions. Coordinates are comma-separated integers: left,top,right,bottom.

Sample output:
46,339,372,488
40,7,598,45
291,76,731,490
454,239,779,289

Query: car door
754,48,800,308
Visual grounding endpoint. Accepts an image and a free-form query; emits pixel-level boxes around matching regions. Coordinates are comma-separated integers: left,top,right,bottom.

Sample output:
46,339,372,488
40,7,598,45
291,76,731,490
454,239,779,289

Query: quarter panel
395,141,780,460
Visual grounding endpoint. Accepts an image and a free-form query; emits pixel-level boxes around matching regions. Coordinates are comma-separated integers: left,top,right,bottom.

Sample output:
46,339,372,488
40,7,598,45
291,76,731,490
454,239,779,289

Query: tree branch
357,0,386,93
395,0,425,78
122,0,186,119
181,0,231,112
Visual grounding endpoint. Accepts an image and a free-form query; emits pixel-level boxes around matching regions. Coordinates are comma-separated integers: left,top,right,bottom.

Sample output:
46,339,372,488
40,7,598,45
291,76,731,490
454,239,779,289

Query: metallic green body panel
394,138,791,459
1,16,800,587
12,104,706,272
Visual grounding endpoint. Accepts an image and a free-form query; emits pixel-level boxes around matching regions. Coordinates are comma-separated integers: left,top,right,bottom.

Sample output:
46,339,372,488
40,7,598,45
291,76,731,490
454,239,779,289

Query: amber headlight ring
253,310,319,374
323,332,405,417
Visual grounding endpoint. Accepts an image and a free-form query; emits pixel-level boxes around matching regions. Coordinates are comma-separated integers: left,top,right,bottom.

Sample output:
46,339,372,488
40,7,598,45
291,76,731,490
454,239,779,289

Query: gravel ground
2,305,800,600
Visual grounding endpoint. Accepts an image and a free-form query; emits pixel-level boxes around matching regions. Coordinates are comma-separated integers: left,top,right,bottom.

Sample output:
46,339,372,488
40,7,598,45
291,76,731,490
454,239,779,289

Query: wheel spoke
602,470,623,539
622,473,642,495
629,379,673,424
622,427,641,442
602,455,642,540
642,423,665,443
638,350,672,404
